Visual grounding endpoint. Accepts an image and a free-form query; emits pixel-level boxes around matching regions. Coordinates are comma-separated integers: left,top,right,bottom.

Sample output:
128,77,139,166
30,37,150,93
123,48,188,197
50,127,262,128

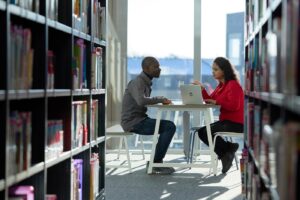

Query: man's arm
128,80,166,106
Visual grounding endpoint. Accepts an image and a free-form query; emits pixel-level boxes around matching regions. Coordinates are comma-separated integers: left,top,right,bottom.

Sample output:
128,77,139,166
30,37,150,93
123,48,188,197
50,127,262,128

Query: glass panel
201,0,245,149
127,0,194,150
201,0,245,88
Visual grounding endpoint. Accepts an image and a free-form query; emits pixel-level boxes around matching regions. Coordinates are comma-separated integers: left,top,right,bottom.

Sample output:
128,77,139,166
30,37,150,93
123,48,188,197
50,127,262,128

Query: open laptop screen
179,84,204,105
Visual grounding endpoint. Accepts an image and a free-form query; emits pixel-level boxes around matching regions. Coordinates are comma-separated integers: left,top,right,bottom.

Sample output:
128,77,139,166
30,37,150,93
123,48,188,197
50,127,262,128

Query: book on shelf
73,39,87,89
46,194,57,200
253,105,261,158
47,50,55,89
281,1,298,95
9,185,34,200
246,101,254,148
276,120,300,200
46,119,64,160
260,37,269,92
260,109,271,179
73,0,89,33
71,101,88,148
71,159,83,200
266,17,282,93
10,25,34,90
90,153,99,200
92,1,106,40
240,148,248,195
91,100,99,141
9,111,32,175
91,47,103,89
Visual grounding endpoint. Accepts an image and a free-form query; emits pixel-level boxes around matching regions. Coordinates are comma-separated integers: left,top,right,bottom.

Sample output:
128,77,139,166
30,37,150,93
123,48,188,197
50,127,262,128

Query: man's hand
162,98,172,105
204,99,216,104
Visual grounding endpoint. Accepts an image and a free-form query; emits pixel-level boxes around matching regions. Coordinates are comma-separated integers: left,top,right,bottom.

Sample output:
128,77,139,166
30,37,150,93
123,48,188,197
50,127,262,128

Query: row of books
46,120,64,160
245,102,262,159
273,120,300,200
10,28,103,90
8,111,32,176
72,100,100,147
245,0,268,40
73,0,89,34
8,154,100,199
245,101,300,199
280,0,299,95
10,0,39,13
92,0,106,40
10,25,34,90
246,5,300,95
243,161,273,200
245,16,284,93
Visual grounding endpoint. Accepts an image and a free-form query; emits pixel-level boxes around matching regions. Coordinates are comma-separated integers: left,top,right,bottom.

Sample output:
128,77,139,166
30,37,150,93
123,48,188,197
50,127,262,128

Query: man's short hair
142,56,159,69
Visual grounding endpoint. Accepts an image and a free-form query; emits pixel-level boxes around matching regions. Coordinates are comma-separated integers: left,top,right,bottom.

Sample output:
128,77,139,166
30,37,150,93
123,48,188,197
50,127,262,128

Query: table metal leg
204,109,217,175
147,110,162,174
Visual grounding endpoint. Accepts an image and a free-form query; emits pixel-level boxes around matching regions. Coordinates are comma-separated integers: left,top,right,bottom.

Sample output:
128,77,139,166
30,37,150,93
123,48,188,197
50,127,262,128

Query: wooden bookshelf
244,0,300,199
0,0,106,199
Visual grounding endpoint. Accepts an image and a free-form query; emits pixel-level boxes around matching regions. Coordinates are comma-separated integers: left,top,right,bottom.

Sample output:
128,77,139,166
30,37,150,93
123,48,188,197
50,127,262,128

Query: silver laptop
179,84,204,105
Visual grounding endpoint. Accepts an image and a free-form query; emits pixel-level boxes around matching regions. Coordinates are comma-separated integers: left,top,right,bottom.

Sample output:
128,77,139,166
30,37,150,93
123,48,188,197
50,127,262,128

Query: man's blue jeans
132,117,176,163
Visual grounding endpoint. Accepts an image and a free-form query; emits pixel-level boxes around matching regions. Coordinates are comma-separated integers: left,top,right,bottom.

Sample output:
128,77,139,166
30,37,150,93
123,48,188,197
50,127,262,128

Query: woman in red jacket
193,57,244,174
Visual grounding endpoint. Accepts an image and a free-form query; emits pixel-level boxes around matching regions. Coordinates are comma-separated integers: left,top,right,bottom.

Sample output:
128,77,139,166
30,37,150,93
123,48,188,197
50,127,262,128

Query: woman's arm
215,81,243,111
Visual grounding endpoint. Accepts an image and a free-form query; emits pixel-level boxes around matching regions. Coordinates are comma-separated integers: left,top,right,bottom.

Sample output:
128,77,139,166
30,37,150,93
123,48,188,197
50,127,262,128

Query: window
229,34,241,66
126,0,245,151
201,0,245,87
127,0,194,150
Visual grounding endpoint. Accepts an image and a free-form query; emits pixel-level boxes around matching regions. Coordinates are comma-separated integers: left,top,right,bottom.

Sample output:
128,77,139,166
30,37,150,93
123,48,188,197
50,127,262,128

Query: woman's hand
192,80,205,90
204,99,216,104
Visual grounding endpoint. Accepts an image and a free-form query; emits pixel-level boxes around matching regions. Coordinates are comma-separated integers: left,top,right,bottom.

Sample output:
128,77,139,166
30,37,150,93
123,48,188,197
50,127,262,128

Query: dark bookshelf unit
244,0,300,199
0,0,107,199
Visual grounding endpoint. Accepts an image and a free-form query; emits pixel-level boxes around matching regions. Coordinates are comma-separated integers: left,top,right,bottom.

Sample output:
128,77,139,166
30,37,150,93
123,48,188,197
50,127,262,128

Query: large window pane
201,0,245,149
127,0,194,150
126,0,245,151
201,0,245,88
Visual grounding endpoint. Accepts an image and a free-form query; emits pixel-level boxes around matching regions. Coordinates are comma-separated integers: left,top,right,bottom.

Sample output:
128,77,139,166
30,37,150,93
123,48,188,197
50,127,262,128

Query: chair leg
134,134,139,147
229,137,239,170
140,135,145,160
117,136,123,159
187,130,194,163
123,136,132,173
189,130,197,164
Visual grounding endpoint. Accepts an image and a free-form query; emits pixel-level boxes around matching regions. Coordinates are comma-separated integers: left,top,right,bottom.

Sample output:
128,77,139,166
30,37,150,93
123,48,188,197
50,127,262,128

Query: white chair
187,108,215,164
105,124,145,173
213,132,243,170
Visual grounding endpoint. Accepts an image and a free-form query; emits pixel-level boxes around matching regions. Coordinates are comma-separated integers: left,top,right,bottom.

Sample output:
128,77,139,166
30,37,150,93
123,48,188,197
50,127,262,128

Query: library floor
105,152,243,200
